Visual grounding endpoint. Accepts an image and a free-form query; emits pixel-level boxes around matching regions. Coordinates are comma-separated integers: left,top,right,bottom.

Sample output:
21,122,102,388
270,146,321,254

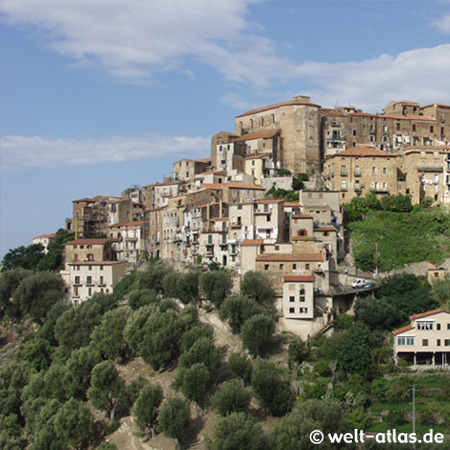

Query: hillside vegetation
345,194,450,271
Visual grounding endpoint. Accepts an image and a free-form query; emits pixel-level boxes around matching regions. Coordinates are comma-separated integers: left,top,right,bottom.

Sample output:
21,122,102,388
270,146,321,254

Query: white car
351,279,365,289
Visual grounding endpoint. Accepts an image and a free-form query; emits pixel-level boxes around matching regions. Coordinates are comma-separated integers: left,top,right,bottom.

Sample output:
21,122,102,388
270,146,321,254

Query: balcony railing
417,166,443,173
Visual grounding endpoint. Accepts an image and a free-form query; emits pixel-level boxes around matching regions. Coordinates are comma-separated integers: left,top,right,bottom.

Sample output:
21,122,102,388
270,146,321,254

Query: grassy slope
348,208,450,271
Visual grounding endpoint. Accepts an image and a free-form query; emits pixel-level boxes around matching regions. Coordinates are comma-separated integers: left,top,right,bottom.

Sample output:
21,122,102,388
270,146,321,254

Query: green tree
91,307,132,362
1,244,44,271
241,314,275,356
12,272,65,323
251,361,291,417
365,191,381,210
181,324,214,352
240,271,275,305
431,274,450,308
162,272,182,298
0,361,32,416
53,398,95,449
174,363,210,405
15,336,52,371
87,360,126,420
177,270,201,304
377,274,437,321
270,400,349,450
353,249,376,272
36,229,75,271
133,382,163,434
36,301,71,347
124,305,186,370
292,173,309,191
228,353,253,385
332,324,376,378
178,337,222,371
0,268,32,319
54,300,103,352
354,296,398,330
199,270,233,308
219,295,265,333
288,338,310,366
127,288,158,310
138,261,173,293
63,345,103,400
158,398,190,444
343,197,367,223
207,412,268,450
212,380,251,416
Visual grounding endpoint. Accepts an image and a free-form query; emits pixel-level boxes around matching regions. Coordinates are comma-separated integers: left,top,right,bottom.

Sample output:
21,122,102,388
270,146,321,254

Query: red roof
224,183,265,190
256,253,323,262
292,214,314,219
201,183,223,190
314,226,337,232
409,309,449,320
241,239,264,246
34,233,56,239
392,324,414,336
196,157,211,162
236,97,320,118
284,275,314,282
72,198,95,203
244,153,271,160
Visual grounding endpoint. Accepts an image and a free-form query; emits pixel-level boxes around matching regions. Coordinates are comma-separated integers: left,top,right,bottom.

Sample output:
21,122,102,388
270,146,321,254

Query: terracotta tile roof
314,226,338,232
67,260,126,266
210,217,228,221
232,129,280,142
66,238,109,245
256,253,323,262
196,157,211,162
409,309,449,320
236,97,320,118
110,221,146,228
329,146,399,158
392,324,414,335
34,233,56,239
224,183,265,190
241,239,264,246
284,275,315,282
284,202,303,207
244,153,271,160
201,183,223,190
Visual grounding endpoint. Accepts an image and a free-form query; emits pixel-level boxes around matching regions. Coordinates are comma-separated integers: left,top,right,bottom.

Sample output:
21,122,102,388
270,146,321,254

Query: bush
228,353,253,384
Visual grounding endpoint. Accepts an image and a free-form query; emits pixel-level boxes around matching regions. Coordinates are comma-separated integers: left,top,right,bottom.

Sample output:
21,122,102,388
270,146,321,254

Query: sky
2,0,450,257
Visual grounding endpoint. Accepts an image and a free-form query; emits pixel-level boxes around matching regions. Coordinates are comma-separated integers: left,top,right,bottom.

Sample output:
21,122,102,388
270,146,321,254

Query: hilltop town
46,96,450,338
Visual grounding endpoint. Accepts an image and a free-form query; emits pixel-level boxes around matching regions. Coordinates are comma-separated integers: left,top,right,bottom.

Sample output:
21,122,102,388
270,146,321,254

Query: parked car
351,279,365,289
363,281,376,289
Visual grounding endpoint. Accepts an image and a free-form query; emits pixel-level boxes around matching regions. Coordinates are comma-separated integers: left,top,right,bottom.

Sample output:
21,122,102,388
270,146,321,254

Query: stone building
235,96,321,176
323,146,400,202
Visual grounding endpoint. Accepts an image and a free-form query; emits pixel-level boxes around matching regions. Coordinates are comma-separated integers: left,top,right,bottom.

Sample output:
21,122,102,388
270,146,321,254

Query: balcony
417,166,443,173
231,221,242,228
354,171,361,177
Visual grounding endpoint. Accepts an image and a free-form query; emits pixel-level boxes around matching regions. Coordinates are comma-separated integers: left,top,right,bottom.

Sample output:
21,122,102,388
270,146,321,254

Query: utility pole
412,383,416,450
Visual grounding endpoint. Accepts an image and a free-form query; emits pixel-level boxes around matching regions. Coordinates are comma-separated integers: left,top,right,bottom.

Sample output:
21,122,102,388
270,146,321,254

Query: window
305,264,310,270
430,126,434,133
289,307,295,313
396,122,400,131
417,322,433,330
279,264,284,270
100,276,104,285
87,276,92,285
383,167,387,174
100,265,103,271
293,264,297,270
406,337,414,345
289,284,295,291
289,296,295,303
412,124,416,132
422,339,429,347
352,129,357,136
300,296,305,303
341,180,347,190
88,265,92,271
341,165,347,176
208,235,212,244
437,339,441,347
74,286,78,296
74,276,80,285
88,287,92,296
264,264,269,271
445,339,450,346
437,324,441,330
372,167,376,174
355,165,360,176
299,307,308,313
74,253,79,261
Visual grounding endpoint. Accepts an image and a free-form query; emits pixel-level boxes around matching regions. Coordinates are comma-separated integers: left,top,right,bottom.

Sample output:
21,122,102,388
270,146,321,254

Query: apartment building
393,309,450,366
323,146,400,202
109,220,148,266
60,238,126,304
173,158,210,182
282,275,315,319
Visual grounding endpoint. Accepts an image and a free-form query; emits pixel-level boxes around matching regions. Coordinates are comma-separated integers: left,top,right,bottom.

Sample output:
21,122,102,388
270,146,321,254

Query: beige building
401,146,450,205
109,220,148,266
61,261,127,305
173,158,210,182
64,238,113,263
235,96,321,176
323,146,400,202
282,275,315,319
393,309,450,366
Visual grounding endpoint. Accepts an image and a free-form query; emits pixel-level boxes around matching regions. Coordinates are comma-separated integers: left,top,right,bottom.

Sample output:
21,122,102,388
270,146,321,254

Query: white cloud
0,134,210,173
432,15,450,34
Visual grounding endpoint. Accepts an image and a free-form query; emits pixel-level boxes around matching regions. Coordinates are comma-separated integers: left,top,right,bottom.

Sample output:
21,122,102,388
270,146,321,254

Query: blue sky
2,0,450,257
